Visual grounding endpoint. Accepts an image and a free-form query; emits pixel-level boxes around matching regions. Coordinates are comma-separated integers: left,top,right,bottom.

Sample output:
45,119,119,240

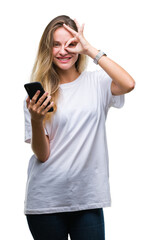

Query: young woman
24,15,135,240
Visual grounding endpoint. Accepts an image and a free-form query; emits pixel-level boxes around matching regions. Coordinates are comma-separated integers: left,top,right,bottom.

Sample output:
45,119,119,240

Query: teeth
58,58,71,60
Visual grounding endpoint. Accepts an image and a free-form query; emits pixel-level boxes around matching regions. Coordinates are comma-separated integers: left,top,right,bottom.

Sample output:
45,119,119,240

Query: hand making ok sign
63,19,91,55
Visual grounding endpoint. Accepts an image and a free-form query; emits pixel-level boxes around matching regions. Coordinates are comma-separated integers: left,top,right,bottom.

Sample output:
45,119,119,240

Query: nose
59,45,68,55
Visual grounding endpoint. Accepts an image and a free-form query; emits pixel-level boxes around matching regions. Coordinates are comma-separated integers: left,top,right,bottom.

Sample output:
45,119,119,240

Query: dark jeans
26,208,105,240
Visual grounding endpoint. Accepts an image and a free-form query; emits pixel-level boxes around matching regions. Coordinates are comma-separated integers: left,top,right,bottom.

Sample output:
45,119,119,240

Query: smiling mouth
57,57,72,60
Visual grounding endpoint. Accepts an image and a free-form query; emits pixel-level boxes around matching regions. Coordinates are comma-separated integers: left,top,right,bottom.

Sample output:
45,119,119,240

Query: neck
56,67,80,84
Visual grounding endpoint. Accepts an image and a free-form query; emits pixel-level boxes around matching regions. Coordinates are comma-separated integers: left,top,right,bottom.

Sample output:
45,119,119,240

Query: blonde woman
24,15,135,240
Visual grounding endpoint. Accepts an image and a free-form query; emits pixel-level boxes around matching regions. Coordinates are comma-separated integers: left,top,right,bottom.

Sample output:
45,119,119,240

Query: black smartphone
24,82,54,112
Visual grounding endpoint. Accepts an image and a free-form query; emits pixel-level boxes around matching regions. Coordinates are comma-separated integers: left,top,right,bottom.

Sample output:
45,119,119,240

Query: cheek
52,48,58,57
73,54,79,62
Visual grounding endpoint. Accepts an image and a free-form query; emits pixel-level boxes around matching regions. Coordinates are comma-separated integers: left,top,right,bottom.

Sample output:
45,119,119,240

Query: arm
63,21,135,95
31,119,50,163
86,46,135,95
26,91,54,163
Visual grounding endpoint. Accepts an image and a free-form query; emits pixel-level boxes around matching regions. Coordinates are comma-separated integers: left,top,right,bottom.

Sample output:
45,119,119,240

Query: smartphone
24,82,54,112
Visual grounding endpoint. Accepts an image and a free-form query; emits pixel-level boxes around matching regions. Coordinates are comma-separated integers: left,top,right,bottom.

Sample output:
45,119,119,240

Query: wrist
85,45,99,59
31,118,44,127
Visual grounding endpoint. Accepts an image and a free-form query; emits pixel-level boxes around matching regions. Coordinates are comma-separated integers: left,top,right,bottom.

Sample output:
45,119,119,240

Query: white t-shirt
24,69,124,214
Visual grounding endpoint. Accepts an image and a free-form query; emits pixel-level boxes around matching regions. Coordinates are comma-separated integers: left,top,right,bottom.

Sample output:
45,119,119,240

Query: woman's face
52,27,79,71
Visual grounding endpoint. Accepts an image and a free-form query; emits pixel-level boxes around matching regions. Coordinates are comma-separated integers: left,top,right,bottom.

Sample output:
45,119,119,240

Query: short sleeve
23,97,48,144
96,69,125,111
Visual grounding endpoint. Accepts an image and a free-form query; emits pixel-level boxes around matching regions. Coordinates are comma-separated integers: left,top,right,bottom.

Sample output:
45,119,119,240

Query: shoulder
80,70,111,91
80,70,99,87
82,69,110,79
81,69,105,81
82,69,99,76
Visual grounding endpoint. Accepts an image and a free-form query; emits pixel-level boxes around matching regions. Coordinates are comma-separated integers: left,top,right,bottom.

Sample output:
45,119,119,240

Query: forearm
63,21,135,93
31,119,50,163
86,45,135,92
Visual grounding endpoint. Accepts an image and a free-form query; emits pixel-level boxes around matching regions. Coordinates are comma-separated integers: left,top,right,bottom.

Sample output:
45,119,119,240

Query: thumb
65,37,77,48
64,46,76,53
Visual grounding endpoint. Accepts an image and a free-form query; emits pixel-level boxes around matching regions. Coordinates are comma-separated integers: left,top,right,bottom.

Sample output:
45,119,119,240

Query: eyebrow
53,40,70,44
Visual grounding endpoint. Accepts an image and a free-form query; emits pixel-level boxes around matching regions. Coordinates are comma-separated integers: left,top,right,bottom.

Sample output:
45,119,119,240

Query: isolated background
0,0,159,239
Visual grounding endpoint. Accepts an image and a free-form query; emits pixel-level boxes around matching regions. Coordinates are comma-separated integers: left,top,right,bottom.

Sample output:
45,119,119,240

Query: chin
56,64,73,71
53,61,77,71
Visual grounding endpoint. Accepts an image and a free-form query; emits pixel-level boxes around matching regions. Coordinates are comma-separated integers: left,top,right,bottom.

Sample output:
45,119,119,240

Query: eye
53,42,60,47
69,42,77,47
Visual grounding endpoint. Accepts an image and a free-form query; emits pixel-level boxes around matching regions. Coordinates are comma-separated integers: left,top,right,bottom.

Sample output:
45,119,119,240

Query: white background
0,0,159,239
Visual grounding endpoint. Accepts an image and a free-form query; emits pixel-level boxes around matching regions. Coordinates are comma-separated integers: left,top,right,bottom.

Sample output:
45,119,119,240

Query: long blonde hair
30,15,88,122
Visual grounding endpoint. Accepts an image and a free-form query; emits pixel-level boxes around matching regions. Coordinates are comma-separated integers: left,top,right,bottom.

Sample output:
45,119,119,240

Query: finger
74,19,81,31
38,95,51,112
81,23,85,33
64,44,78,53
65,37,77,48
74,19,84,34
63,23,77,36
36,92,48,108
43,101,54,115
31,90,40,105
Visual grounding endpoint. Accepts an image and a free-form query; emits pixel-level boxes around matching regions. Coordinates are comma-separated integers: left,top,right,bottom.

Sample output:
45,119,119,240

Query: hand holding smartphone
24,82,54,112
